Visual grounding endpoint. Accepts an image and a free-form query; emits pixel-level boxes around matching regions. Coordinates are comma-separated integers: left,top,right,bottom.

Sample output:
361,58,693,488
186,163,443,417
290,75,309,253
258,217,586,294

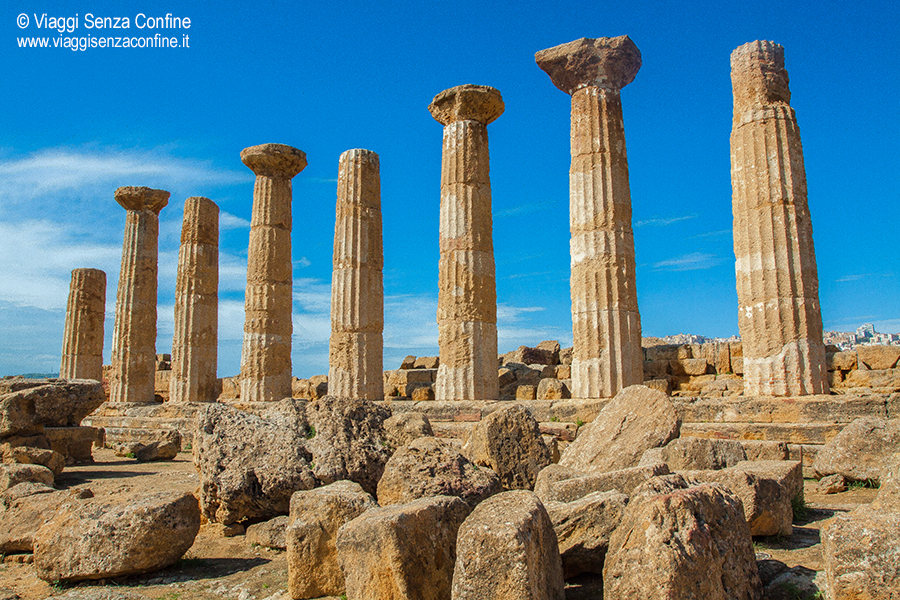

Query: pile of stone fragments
3,380,899,599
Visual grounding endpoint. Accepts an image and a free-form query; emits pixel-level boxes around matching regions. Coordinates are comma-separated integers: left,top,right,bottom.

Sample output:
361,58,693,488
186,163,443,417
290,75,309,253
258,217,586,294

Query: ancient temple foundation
429,84,503,402
170,196,220,403
60,268,106,382
240,143,307,402
328,149,384,400
109,186,169,403
536,36,644,399
730,41,828,396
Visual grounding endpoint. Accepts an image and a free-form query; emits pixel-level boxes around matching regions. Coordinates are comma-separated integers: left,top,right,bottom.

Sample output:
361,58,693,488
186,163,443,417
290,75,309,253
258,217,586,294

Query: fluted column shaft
60,268,106,381
429,85,504,402
240,144,307,402
170,196,219,403
536,36,644,399
730,41,828,396
329,149,384,400
109,186,169,403
568,87,643,398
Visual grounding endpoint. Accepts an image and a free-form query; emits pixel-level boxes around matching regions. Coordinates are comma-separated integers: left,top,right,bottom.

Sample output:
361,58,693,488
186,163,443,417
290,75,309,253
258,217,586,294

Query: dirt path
0,450,874,599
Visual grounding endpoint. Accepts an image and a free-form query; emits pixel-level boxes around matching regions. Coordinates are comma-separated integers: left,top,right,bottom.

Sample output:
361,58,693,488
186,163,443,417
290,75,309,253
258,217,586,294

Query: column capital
731,40,791,113
114,186,170,213
535,36,641,95
429,84,504,126
241,143,307,178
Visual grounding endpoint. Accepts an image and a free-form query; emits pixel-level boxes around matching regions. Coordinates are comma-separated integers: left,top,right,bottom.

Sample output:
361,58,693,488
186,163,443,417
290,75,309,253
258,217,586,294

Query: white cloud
634,214,699,228
219,212,251,230
653,252,721,271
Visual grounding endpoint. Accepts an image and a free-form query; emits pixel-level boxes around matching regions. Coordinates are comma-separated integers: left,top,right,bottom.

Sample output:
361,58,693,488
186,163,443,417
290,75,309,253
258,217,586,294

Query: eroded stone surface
60,269,106,382
240,143,307,402
730,41,828,396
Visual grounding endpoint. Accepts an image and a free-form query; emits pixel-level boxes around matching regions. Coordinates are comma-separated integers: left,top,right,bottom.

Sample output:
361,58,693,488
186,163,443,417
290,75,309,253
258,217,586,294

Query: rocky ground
0,448,877,600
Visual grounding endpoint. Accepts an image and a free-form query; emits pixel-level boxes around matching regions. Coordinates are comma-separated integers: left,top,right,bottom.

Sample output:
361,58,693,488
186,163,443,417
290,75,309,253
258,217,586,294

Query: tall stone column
329,149,384,400
240,143,307,402
730,41,828,396
536,36,644,399
170,196,220,403
109,186,169,403
429,84,503,402
60,268,106,381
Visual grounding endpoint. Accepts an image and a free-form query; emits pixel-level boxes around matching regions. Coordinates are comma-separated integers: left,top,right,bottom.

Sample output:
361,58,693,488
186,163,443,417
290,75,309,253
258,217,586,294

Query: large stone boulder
462,404,551,490
813,417,900,482
383,411,434,449
33,491,200,582
452,490,564,600
0,486,93,553
246,515,288,550
856,345,900,370
546,490,628,578
1,444,66,477
822,508,900,600
651,436,747,471
287,480,377,599
534,462,669,504
377,436,501,507
336,495,470,600
603,480,762,600
193,400,317,525
680,461,799,537
0,379,105,436
560,385,679,473
304,395,392,495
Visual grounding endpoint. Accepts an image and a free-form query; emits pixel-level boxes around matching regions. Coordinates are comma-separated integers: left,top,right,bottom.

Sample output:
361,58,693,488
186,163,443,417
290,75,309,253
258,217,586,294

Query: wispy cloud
493,203,547,218
690,229,732,239
220,212,251,230
0,146,245,207
634,214,699,228
653,252,722,271
834,273,894,283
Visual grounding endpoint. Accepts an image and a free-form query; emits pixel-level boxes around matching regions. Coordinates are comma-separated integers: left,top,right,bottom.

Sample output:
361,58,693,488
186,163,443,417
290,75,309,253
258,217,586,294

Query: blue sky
1,0,897,378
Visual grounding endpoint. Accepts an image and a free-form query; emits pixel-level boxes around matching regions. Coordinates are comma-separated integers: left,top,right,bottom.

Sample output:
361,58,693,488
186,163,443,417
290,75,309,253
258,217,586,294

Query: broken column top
731,40,791,113
240,143,308,178
428,84,504,126
535,36,641,94
114,186,170,213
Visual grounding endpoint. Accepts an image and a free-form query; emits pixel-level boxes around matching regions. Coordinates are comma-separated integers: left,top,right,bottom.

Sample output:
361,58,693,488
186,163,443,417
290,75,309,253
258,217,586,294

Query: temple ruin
59,268,106,382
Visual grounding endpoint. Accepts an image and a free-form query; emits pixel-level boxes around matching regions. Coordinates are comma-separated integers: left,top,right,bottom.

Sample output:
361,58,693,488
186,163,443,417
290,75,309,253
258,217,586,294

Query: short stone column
240,143,307,402
109,186,169,403
429,84,503,402
536,36,644,398
329,149,384,400
730,41,828,395
170,196,220,403
60,268,106,381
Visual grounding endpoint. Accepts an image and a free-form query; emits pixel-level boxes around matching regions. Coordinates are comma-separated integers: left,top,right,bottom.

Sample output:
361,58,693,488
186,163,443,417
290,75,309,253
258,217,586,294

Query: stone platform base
81,392,897,477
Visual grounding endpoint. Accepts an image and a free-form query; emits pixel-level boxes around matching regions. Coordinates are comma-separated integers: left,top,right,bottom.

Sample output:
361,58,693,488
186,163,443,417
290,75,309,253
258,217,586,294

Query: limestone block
670,358,710,376
246,515,288,550
823,508,900,600
337,495,470,600
516,384,537,400
452,490,564,600
603,482,761,599
33,491,200,583
560,385,680,473
377,437,501,507
0,463,54,491
840,368,900,391
534,462,669,504
546,490,628,578
537,378,570,400
857,345,900,370
827,351,858,371
740,440,790,462
60,268,106,382
0,487,93,554
287,481,376,599
657,436,747,471
1,445,65,477
813,417,900,482
870,451,900,512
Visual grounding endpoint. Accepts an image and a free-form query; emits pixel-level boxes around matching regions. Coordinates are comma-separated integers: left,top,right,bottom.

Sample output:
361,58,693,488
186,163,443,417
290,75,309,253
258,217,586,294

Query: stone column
730,41,828,396
60,268,106,381
429,84,503,402
536,36,644,398
240,143,307,402
329,149,384,400
170,196,220,403
109,186,169,403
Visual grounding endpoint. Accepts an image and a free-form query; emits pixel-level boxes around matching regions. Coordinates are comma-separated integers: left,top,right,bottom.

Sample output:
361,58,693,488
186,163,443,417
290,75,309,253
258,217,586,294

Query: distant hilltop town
649,323,899,351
